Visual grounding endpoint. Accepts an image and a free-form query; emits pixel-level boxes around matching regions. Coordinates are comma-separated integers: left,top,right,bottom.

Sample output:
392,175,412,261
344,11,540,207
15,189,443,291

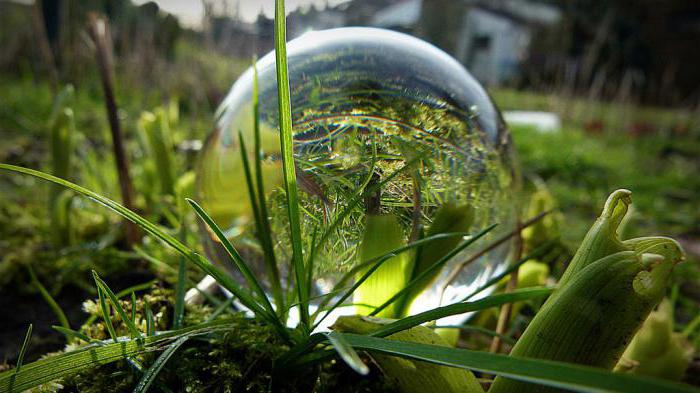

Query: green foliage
510,124,700,245
0,2,698,392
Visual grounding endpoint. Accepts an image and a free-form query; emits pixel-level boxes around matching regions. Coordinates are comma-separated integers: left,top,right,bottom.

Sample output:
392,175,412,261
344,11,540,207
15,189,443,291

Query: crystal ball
196,27,519,320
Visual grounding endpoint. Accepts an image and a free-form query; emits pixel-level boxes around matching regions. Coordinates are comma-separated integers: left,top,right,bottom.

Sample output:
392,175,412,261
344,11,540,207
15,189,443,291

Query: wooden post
87,13,139,247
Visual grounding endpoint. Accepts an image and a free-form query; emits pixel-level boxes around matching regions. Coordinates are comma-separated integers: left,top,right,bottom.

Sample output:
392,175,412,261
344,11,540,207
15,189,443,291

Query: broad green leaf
355,214,410,317
336,333,699,393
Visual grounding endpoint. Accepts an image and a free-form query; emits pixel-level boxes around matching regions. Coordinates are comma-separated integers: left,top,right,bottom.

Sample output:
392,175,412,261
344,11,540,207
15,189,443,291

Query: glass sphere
196,27,519,322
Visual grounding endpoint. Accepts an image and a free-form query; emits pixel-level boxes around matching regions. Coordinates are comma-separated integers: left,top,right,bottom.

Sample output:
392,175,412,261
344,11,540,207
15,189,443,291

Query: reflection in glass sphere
196,27,519,324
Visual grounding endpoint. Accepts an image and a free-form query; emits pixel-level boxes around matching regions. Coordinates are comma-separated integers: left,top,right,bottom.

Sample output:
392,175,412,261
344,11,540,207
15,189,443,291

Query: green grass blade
312,253,397,331
206,297,236,322
237,132,284,310
131,292,137,324
115,280,157,299
173,219,188,330
133,336,189,393
371,287,553,338
138,110,175,196
307,225,320,301
186,198,277,317
173,256,186,329
144,301,155,337
252,61,284,311
429,325,515,345
0,320,233,392
335,333,699,393
237,131,264,240
15,324,33,373
92,270,143,340
52,326,100,345
325,332,369,375
275,0,309,328
27,265,70,329
96,284,118,342
133,247,227,309
371,224,497,317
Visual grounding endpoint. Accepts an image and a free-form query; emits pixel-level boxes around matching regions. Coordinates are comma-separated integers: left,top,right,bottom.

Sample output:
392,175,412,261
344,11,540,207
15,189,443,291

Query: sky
132,0,349,28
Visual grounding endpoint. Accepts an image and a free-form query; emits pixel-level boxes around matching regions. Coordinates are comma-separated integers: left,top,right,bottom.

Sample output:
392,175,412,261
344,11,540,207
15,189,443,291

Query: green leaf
144,301,155,337
371,287,553,338
287,288,552,368
131,292,137,325
186,198,277,318
252,61,284,311
429,325,515,345
92,270,143,341
275,0,309,328
173,217,188,330
137,110,175,196
173,254,186,330
133,336,189,393
96,283,118,342
15,324,33,373
331,317,484,392
325,332,369,375
335,333,699,393
52,326,100,345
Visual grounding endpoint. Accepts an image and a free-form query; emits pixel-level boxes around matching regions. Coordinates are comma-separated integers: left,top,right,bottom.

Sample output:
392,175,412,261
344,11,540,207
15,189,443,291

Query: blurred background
0,0,698,379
